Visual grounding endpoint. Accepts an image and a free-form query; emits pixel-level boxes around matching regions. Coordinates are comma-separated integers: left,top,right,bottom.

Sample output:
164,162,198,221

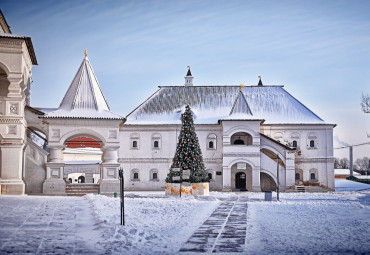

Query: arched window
234,139,245,145
150,169,159,181
209,141,214,149
207,134,217,150
134,172,139,180
130,133,140,149
295,173,300,180
310,140,315,148
292,140,297,148
154,141,159,148
78,176,85,183
310,173,316,180
152,133,161,149
231,132,252,145
208,173,212,180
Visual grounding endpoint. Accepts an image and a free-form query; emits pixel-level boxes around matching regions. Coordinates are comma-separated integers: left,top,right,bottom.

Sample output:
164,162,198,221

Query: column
99,145,120,196
285,151,296,190
0,144,25,195
222,166,232,191
252,167,261,191
43,145,66,195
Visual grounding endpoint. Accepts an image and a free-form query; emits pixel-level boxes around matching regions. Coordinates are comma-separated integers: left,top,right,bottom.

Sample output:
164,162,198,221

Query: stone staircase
295,186,306,193
66,184,100,196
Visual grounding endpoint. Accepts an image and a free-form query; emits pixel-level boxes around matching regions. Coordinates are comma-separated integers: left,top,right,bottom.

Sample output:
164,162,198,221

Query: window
130,133,140,149
292,140,297,148
209,141,214,149
134,172,139,180
207,134,217,150
295,173,300,180
131,169,140,181
307,133,317,149
208,173,212,180
310,173,316,180
231,132,252,145
154,141,159,148
234,139,245,145
152,133,161,149
310,140,315,148
150,169,159,181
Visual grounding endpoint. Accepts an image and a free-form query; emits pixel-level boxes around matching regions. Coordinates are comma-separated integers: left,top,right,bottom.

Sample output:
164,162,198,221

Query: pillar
252,167,261,191
43,145,65,195
99,145,120,196
285,151,296,189
222,166,232,191
0,144,25,195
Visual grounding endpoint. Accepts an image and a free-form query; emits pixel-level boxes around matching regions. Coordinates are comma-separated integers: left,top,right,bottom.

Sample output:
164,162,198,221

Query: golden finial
187,65,190,70
258,75,261,80
84,49,87,57
240,84,244,91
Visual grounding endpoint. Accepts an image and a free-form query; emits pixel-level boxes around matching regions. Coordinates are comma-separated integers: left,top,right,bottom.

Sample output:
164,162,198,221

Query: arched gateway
39,53,124,196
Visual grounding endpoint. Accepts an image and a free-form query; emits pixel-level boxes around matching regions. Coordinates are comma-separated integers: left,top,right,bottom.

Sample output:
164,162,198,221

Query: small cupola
258,75,263,86
184,66,194,86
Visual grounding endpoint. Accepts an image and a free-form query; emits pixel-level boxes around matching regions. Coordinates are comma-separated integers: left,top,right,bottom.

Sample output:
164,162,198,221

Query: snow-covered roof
0,32,37,65
126,85,325,125
42,56,123,120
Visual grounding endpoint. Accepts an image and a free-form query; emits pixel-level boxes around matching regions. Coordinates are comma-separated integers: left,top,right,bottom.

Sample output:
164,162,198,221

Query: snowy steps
66,184,100,196
180,197,248,253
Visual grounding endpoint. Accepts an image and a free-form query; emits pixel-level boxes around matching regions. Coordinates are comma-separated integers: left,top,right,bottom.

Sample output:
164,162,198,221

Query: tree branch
361,93,370,113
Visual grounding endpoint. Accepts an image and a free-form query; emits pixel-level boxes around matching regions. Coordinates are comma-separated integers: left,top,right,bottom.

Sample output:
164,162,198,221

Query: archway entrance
63,136,102,185
235,172,247,190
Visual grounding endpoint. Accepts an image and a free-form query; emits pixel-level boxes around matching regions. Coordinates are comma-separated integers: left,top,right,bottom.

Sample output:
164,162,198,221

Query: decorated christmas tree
166,105,210,183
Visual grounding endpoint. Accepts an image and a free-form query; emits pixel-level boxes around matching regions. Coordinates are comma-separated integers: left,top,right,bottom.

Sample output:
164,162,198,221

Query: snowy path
0,196,105,254
180,197,249,253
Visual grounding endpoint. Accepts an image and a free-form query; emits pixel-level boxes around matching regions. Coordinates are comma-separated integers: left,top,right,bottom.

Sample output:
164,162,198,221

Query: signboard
172,176,181,181
183,170,190,175
237,163,246,170
172,168,181,172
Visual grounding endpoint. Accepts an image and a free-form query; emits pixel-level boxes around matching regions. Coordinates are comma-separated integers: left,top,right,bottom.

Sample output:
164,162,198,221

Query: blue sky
2,0,370,157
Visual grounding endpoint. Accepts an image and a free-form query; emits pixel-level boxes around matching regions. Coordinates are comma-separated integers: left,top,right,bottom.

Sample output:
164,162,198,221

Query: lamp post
276,155,280,201
118,167,124,225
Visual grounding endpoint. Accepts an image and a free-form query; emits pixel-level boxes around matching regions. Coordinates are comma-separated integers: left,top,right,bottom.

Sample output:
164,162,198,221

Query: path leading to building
179,196,249,253
0,196,105,254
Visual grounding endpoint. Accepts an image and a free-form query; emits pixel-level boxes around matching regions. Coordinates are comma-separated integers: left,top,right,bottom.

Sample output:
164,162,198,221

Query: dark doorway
78,176,85,183
235,172,246,190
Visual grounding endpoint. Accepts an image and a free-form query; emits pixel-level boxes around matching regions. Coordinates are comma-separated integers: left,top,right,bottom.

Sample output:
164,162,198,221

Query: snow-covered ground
0,180,369,254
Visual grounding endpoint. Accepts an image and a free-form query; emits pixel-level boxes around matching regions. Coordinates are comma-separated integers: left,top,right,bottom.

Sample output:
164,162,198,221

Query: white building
0,12,335,195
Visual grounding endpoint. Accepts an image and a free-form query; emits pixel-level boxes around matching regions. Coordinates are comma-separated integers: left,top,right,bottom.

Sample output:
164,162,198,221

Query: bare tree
339,158,350,169
334,158,340,169
355,157,369,171
361,93,370,113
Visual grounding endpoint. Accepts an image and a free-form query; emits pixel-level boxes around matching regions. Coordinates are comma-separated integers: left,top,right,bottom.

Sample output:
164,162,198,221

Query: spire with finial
84,49,87,57
258,75,263,86
184,66,194,86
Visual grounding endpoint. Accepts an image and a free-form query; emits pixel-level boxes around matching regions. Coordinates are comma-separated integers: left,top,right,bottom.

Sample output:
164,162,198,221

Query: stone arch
227,158,255,169
260,145,286,167
260,172,277,192
0,61,11,76
27,125,49,140
60,129,107,147
260,169,277,184
0,62,10,97
225,125,258,137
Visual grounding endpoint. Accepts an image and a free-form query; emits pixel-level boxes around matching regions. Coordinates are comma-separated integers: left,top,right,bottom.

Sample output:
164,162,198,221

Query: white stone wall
261,124,335,190
119,124,223,190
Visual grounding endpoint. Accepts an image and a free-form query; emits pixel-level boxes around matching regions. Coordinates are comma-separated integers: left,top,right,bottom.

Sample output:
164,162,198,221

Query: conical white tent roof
44,56,122,120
